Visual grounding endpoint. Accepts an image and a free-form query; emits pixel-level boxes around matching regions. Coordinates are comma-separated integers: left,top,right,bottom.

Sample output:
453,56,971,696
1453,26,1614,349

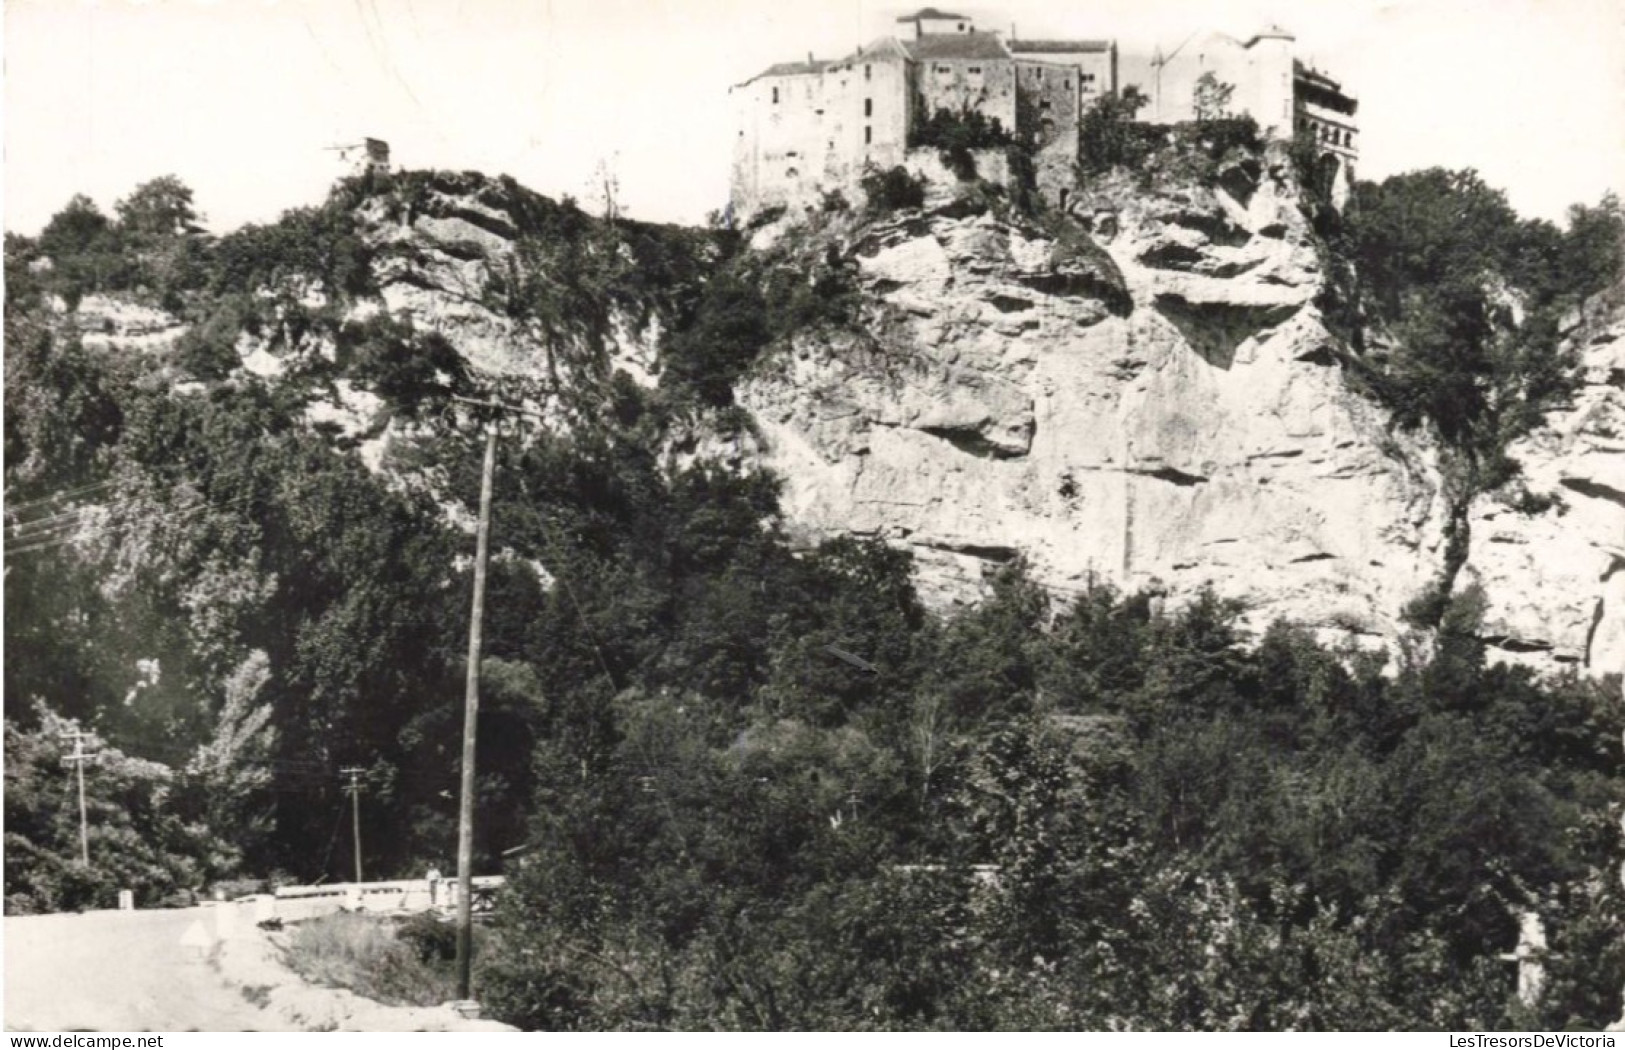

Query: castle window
865,98,872,117
772,87,779,104
865,64,871,80
957,22,965,31
1082,73,1096,84
968,66,981,74
865,125,872,144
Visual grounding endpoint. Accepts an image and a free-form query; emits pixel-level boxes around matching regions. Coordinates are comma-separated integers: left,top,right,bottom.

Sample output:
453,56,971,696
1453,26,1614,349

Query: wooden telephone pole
341,767,366,883
447,396,543,1005
456,424,497,1003
62,729,98,866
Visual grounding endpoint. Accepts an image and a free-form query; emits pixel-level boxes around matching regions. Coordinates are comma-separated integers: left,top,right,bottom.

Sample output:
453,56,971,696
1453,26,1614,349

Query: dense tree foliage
1311,173,1623,622
1078,87,1156,175
911,106,1016,182
479,568,1622,1030
1341,174,1621,484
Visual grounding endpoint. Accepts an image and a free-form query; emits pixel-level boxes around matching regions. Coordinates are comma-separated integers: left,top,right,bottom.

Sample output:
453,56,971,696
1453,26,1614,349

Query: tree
1346,168,1593,496
114,175,202,240
1192,72,1235,122
1079,86,1154,175
5,706,231,914
180,649,277,864
107,176,209,311
36,194,128,305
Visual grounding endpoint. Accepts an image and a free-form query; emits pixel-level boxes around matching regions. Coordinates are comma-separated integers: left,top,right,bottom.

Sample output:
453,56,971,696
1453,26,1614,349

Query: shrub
913,106,1016,183
860,165,927,213
1078,88,1158,175
284,912,457,1007
1174,115,1260,167
913,106,1014,153
397,911,459,963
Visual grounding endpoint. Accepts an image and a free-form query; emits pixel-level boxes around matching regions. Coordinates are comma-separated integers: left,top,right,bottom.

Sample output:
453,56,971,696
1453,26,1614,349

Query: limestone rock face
1462,301,1625,682
67,293,187,352
52,168,1616,681
352,187,666,389
739,167,1454,643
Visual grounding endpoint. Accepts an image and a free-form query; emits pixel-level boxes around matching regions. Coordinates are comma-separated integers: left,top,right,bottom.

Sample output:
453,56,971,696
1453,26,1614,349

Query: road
5,904,269,1031
4,901,515,1032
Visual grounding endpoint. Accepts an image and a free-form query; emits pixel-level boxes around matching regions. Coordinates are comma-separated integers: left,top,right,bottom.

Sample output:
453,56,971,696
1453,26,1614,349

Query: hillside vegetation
3,159,1622,1030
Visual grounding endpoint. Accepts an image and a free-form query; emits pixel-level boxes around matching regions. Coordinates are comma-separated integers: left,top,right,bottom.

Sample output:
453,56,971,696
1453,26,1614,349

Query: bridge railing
268,876,504,920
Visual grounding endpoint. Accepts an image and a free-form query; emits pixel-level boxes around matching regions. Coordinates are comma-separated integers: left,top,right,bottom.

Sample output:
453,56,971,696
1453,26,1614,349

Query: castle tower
896,7,973,39
1246,24,1296,136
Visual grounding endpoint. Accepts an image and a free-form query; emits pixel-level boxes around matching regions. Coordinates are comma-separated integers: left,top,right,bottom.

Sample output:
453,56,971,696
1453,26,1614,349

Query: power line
4,488,265,559
4,424,350,533
5,449,271,516
6,455,274,531
5,469,269,553
316,797,349,878
3,477,124,516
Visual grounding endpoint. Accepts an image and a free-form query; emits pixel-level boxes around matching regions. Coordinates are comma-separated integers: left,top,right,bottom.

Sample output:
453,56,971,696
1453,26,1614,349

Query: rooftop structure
728,10,1357,217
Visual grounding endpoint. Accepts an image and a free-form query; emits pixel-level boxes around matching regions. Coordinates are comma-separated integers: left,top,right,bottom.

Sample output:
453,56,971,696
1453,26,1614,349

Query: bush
397,911,460,963
913,107,1014,153
860,166,927,213
1078,88,1158,176
913,107,1017,183
1174,115,1260,168
284,912,458,1007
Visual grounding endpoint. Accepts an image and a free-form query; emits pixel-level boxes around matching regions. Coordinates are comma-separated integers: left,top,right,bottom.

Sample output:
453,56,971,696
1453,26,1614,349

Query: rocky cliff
1463,297,1625,676
46,165,1623,684
736,159,1623,684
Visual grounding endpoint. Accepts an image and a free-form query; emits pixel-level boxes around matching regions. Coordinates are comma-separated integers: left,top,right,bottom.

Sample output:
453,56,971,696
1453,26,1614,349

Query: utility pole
62,729,98,866
456,423,498,1003
341,767,366,883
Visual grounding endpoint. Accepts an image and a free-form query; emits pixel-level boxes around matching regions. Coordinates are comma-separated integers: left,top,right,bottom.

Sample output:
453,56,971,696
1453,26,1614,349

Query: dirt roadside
4,902,514,1032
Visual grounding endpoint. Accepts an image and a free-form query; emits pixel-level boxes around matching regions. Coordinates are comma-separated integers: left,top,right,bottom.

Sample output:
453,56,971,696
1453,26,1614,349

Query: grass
282,911,460,1008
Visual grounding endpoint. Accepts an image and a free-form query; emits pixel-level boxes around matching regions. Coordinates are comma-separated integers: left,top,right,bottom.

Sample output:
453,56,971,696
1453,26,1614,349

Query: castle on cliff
729,8,1358,217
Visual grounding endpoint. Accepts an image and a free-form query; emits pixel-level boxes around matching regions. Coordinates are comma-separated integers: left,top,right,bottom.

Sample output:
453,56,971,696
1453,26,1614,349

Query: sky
4,0,1622,236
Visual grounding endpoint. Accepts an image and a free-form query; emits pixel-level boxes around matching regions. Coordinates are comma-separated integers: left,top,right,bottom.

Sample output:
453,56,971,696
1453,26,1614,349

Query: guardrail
268,876,505,920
